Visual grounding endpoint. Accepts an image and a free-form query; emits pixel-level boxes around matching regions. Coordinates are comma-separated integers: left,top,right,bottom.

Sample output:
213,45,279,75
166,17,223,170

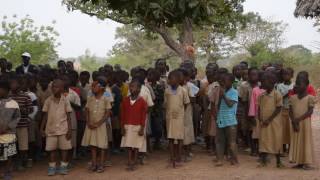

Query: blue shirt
217,88,238,128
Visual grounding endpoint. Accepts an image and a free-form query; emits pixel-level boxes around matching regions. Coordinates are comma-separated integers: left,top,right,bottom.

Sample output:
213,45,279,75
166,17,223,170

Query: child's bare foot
215,161,223,167
230,158,239,166
292,164,303,169
276,162,285,169
175,161,183,168
257,162,267,168
302,165,315,170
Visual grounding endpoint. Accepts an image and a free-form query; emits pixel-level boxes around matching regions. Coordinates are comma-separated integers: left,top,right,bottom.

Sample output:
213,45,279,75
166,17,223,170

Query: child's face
242,69,248,81
20,78,28,92
9,80,19,92
168,76,179,87
80,75,88,85
147,72,155,83
129,82,140,97
233,67,242,78
295,80,307,94
51,80,63,97
0,88,8,98
91,81,103,95
261,78,274,91
249,70,259,83
282,70,292,82
224,76,233,89
39,78,50,89
218,74,225,87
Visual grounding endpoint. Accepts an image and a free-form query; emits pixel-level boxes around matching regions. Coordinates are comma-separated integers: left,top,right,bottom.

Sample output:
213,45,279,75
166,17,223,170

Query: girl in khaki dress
82,79,111,173
258,72,283,168
165,70,190,168
289,77,315,170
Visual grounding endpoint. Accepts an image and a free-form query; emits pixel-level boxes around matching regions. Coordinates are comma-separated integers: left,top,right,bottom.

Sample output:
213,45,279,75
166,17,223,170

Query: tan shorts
46,135,72,151
16,127,29,151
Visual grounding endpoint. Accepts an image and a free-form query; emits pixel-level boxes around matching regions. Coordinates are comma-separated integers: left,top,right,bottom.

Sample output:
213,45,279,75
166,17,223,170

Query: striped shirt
9,92,32,127
217,88,238,128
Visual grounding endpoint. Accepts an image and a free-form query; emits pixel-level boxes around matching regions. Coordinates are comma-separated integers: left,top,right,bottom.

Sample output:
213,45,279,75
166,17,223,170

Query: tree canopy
63,0,246,61
0,15,59,66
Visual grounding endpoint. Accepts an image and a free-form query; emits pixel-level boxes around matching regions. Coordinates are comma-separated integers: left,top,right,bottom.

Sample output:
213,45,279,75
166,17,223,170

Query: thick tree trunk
151,17,195,61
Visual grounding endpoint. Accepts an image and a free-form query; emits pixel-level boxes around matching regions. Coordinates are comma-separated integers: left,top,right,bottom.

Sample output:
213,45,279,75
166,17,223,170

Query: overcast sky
1,0,319,58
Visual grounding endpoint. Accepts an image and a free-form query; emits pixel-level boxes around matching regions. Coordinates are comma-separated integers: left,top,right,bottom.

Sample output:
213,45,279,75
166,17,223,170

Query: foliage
234,12,288,52
79,49,104,71
107,25,180,70
0,15,59,66
279,45,313,66
63,0,247,61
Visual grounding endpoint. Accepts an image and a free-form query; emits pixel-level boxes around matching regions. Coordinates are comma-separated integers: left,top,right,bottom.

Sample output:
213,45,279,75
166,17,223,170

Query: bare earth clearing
12,107,320,180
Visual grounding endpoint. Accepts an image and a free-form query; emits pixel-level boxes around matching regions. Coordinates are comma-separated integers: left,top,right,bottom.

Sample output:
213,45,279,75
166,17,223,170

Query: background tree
79,49,104,71
63,0,246,61
0,15,59,66
107,25,179,70
233,12,288,52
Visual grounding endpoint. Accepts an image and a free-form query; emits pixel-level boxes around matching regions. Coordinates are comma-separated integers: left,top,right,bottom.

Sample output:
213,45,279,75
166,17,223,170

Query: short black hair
80,71,90,78
248,67,259,75
96,76,107,88
130,78,142,88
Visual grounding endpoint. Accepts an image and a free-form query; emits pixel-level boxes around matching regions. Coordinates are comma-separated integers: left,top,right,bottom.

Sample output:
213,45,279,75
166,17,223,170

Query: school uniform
277,83,294,145
120,97,147,149
182,83,197,145
238,81,254,132
81,96,111,149
164,86,190,140
289,95,315,164
258,90,283,154
42,96,73,151
207,82,220,137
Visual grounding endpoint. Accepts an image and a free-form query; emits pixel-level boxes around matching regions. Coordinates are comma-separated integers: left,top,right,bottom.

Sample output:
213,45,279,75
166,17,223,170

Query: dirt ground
11,109,320,180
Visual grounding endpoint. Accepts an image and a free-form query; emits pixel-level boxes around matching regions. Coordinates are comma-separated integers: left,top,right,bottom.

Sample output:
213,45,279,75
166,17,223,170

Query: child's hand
66,129,72,140
138,126,144,136
88,122,96,129
261,120,270,127
219,89,224,97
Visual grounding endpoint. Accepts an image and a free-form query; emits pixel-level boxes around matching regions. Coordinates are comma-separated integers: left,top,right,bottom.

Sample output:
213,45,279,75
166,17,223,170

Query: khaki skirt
121,125,144,149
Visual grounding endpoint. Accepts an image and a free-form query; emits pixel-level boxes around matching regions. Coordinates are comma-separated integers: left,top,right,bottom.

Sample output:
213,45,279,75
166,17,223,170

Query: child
0,78,20,180
40,79,72,176
111,71,122,153
276,68,294,153
164,70,190,168
82,78,111,173
180,68,197,162
21,75,38,167
248,71,265,156
203,68,219,155
258,72,283,168
289,76,315,170
215,73,239,166
238,67,259,154
9,75,33,170
120,79,147,171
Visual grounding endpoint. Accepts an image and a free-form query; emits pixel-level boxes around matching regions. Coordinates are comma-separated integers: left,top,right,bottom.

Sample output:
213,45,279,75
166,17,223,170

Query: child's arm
70,102,81,111
66,112,72,140
262,107,281,127
296,106,314,123
40,112,48,137
222,94,236,107
138,102,147,136
94,110,110,128
289,105,299,132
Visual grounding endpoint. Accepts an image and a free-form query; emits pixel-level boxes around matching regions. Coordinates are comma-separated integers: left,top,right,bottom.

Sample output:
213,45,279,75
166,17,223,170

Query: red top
289,84,316,97
121,97,147,127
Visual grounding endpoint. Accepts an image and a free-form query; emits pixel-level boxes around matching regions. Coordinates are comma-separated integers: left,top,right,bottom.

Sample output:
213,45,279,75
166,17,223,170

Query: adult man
15,52,38,74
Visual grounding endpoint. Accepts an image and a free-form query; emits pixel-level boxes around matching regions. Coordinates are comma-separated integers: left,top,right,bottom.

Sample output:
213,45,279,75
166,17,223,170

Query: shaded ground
11,108,320,180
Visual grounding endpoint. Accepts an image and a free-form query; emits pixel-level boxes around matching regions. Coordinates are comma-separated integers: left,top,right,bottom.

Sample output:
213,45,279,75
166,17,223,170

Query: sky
0,0,319,58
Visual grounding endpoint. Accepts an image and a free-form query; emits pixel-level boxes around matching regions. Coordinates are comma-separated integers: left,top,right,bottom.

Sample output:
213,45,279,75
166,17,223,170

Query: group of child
0,56,317,179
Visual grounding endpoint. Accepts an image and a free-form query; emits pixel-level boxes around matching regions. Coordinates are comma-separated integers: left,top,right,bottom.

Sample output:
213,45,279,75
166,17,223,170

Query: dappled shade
295,0,320,18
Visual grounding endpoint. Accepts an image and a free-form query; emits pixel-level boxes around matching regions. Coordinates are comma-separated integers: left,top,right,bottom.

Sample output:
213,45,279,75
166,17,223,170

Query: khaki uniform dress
183,85,195,145
289,95,315,164
165,86,190,140
81,96,111,149
258,90,283,154
207,82,220,137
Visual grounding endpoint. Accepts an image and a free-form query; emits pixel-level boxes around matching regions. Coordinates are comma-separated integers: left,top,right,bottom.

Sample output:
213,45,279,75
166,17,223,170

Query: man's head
21,52,31,66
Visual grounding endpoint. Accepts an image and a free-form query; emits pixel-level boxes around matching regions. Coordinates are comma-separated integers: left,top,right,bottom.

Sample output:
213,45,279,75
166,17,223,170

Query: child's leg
90,146,97,168
215,127,226,165
169,139,174,163
211,136,216,154
49,150,57,166
227,126,238,164
99,149,105,167
177,140,183,163
4,158,13,175
276,154,284,168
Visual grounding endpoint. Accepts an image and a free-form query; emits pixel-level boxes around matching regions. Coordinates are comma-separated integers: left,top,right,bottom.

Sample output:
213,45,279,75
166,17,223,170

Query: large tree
63,0,246,61
0,15,59,66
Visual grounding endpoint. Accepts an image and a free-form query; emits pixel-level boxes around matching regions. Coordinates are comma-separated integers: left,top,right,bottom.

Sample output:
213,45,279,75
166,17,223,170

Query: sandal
302,165,315,170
